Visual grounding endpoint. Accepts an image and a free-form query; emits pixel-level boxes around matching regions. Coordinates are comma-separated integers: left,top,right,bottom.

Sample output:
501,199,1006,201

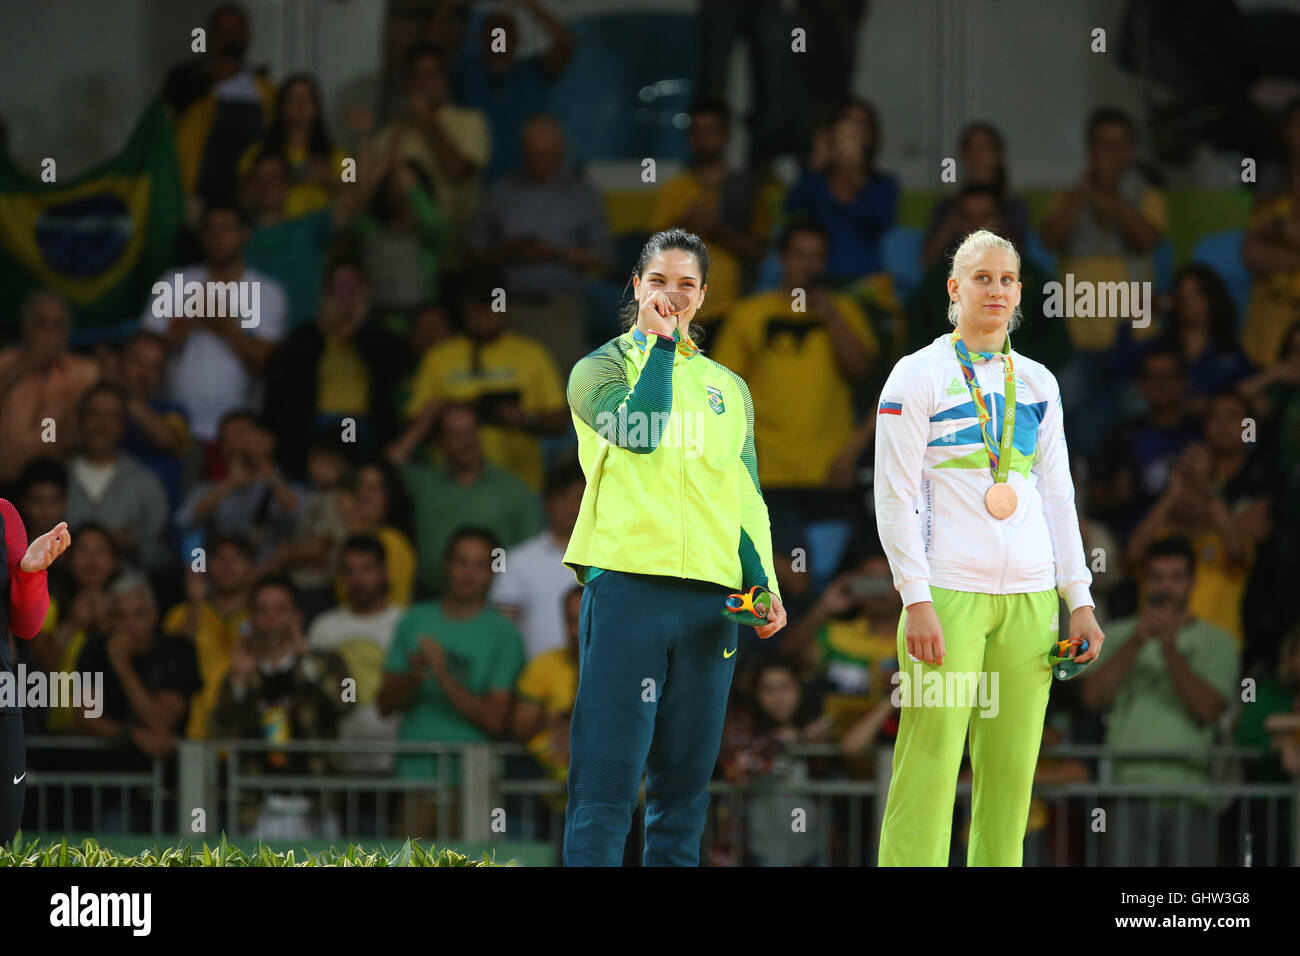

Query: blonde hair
946,229,1023,332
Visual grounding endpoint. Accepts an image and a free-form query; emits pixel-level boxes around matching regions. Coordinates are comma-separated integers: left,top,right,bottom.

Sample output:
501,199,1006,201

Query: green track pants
878,586,1059,867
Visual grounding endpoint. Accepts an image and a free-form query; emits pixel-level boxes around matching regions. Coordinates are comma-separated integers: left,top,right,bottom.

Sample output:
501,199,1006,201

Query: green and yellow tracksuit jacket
562,326,781,599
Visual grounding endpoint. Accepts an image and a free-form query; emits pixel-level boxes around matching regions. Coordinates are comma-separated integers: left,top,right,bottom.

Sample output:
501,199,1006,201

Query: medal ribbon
631,325,700,359
949,330,1016,485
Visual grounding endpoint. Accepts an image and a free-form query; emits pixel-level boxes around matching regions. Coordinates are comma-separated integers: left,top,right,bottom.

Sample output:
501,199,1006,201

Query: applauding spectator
108,331,192,515
161,533,255,740
211,575,350,837
1125,427,1259,650
264,261,406,477
378,527,525,837
347,122,452,314
1081,538,1238,865
210,577,349,761
370,42,489,263
238,73,347,220
0,291,98,484
141,201,288,459
1039,107,1167,455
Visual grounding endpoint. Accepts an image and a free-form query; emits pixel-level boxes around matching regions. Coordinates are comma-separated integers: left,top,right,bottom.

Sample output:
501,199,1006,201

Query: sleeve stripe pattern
566,337,675,453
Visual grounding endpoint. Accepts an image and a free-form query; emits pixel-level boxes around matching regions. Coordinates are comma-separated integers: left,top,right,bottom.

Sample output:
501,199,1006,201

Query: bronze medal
985,482,1017,519
661,290,690,314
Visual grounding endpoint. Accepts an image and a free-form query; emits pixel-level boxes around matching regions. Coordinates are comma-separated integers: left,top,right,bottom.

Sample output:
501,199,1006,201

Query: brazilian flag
0,98,183,334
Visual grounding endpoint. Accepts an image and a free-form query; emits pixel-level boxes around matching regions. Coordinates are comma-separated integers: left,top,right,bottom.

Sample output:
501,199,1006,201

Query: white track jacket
873,333,1094,612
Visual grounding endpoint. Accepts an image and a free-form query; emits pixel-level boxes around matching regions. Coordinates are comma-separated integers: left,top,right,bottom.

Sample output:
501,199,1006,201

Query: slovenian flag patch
878,396,903,416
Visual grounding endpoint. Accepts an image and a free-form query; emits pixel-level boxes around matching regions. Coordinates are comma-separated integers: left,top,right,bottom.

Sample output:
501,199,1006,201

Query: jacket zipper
989,359,1010,594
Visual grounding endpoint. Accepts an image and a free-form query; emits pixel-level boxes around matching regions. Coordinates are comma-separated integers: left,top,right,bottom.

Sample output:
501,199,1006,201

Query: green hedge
0,831,505,867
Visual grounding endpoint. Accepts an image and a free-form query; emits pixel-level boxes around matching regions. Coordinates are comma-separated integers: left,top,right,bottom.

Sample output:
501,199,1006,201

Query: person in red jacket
1,498,70,845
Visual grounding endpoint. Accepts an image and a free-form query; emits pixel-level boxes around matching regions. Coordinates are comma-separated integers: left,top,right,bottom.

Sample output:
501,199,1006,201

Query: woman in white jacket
873,229,1105,866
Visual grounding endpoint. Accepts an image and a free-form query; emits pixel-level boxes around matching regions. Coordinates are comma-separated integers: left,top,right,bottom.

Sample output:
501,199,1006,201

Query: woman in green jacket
562,228,787,866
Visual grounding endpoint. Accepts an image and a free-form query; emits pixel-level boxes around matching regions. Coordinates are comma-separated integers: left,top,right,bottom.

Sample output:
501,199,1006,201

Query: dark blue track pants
0,713,24,846
563,570,739,866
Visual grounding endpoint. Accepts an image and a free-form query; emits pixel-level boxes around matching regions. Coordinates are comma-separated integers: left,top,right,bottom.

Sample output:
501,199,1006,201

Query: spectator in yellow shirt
369,43,490,262
1040,107,1168,351
651,99,778,331
510,585,582,810
1125,442,1254,650
33,522,120,735
236,74,348,220
335,460,417,609
161,533,256,739
1242,170,1300,367
711,220,878,493
402,267,570,490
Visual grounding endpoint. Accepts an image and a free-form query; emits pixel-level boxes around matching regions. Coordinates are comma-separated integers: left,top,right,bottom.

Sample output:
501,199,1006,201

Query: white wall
0,0,295,176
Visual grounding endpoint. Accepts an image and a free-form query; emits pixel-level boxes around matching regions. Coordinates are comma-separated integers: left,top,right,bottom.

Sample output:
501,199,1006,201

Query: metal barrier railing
22,735,167,836
20,737,1300,865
